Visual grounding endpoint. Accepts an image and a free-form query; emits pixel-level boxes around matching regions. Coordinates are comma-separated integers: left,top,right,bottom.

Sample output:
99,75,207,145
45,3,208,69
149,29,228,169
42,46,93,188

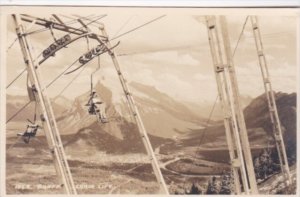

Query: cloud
235,61,296,97
6,14,298,103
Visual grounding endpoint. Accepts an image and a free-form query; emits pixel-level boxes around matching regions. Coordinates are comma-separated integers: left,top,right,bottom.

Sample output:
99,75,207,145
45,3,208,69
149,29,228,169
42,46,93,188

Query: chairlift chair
85,56,108,124
17,122,39,144
17,104,40,144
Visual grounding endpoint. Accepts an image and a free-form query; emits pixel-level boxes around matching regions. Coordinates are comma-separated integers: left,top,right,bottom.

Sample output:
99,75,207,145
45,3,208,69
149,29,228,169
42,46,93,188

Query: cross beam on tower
250,16,292,185
19,14,108,43
20,14,88,35
206,16,258,194
12,14,77,194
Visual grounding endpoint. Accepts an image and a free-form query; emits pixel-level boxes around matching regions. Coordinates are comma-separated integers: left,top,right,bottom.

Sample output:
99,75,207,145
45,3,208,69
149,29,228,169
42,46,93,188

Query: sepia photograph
2,7,298,195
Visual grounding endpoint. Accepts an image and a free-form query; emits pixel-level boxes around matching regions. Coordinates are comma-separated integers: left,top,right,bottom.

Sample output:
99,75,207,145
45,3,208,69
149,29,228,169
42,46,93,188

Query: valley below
6,128,285,195
6,82,297,194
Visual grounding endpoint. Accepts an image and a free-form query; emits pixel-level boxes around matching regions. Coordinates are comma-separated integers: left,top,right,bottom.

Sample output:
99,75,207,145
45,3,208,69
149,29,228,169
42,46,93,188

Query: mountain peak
129,81,170,101
243,91,296,152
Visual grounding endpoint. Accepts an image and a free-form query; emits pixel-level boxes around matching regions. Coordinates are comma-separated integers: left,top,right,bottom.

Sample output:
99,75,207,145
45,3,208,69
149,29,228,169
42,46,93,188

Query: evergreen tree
206,176,218,194
254,148,281,181
254,156,262,179
187,183,202,194
219,172,231,194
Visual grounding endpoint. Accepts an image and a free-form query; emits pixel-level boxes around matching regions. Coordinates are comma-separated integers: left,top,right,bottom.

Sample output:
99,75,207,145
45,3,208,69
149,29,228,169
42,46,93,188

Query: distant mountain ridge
6,83,296,156
55,80,202,153
244,92,296,157
7,81,206,138
6,80,207,154
180,92,296,152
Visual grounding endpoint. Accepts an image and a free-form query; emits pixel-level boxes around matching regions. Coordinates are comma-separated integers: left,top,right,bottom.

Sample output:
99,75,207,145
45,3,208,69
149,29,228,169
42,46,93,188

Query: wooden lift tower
12,14,77,194
12,14,169,194
250,16,291,184
206,16,258,194
206,15,293,194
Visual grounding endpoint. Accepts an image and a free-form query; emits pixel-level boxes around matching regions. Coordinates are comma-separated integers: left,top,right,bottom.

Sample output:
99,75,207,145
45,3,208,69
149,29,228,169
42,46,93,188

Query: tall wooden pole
220,16,258,194
12,14,77,194
250,16,291,185
100,25,169,194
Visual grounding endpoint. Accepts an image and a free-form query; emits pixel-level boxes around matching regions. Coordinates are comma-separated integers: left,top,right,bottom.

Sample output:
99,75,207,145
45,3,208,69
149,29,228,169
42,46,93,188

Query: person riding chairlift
88,90,102,114
87,90,108,123
17,123,39,144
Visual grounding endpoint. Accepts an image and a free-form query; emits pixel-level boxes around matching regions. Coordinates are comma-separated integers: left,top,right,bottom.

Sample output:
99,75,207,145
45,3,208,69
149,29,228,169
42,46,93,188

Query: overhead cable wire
6,38,18,52
71,14,106,27
243,31,294,38
118,32,292,57
117,44,203,56
59,14,95,22
112,15,136,38
117,16,247,57
196,95,219,150
6,68,27,89
54,65,88,99
6,101,32,124
44,58,79,89
232,16,249,57
110,15,166,41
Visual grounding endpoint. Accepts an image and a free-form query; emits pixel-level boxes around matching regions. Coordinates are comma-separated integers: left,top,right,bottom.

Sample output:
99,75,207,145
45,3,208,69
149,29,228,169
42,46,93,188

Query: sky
6,13,298,104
